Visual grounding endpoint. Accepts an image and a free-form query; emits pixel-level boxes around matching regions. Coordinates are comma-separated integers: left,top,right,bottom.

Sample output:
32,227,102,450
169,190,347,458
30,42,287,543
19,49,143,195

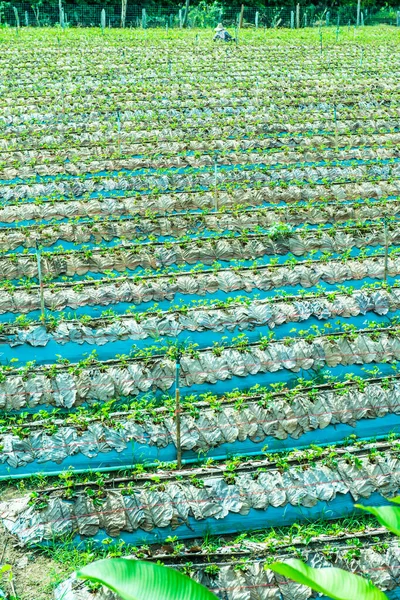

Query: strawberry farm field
2,24,400,599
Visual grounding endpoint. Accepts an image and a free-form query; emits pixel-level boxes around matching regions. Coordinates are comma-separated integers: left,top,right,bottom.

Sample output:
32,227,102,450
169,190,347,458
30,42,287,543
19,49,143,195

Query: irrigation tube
2,412,400,480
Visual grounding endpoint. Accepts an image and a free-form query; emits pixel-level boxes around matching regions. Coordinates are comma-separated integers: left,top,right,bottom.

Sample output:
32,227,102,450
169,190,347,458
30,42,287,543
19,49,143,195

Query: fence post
290,11,294,29
101,8,106,30
304,11,307,27
296,3,300,28
13,6,20,30
326,11,330,26
255,11,259,28
32,5,40,26
360,11,364,26
121,0,127,28
179,8,182,28
182,0,190,28
239,3,244,28
25,11,29,26
397,11,400,26
141,8,146,28
356,0,361,26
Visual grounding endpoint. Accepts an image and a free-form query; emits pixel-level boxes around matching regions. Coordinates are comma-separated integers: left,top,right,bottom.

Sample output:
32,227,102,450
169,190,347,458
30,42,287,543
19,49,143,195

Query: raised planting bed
1,436,399,547
0,375,399,477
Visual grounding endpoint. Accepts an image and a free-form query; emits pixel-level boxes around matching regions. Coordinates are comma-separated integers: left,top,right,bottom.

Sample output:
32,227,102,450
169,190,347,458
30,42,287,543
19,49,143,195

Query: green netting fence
1,2,399,28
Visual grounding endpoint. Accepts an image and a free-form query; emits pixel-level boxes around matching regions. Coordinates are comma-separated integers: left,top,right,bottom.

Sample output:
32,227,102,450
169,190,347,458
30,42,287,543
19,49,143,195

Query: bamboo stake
384,218,389,282
334,103,338,152
175,351,182,469
214,158,218,211
35,241,46,323
116,109,121,154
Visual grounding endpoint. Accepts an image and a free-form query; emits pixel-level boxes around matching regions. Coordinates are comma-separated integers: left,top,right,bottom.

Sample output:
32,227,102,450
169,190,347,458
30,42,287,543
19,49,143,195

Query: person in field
213,23,234,42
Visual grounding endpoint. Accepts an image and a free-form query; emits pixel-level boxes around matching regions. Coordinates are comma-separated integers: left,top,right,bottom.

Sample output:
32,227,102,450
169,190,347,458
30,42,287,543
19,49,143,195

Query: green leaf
388,496,400,505
269,558,388,600
77,558,217,600
355,503,400,536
